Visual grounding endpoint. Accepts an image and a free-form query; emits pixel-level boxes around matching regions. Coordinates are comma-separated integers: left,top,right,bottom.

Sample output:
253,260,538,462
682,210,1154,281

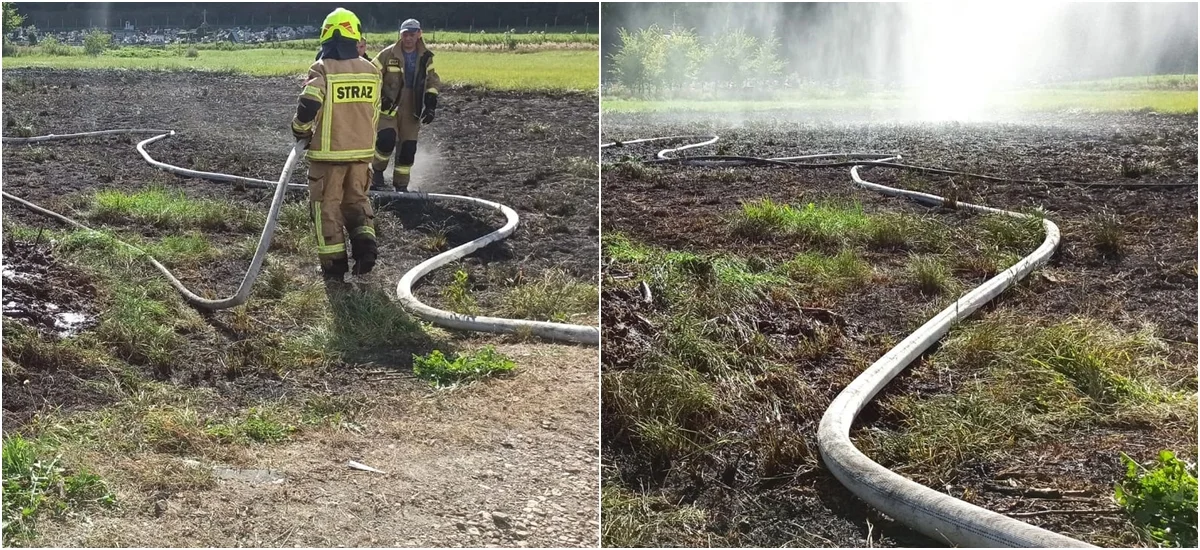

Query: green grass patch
1115,450,1198,548
92,270,185,371
5,49,598,91
1004,89,1198,114
978,212,1045,253
501,268,597,323
1055,74,1197,91
2,434,115,542
602,96,909,114
601,485,709,548
271,201,316,254
602,363,716,456
92,187,263,232
145,233,221,265
324,290,432,354
906,254,955,296
602,82,1198,115
867,314,1188,485
731,199,872,246
604,159,660,181
30,383,307,460
867,212,952,253
412,346,516,387
781,250,873,295
605,234,788,317
205,407,296,444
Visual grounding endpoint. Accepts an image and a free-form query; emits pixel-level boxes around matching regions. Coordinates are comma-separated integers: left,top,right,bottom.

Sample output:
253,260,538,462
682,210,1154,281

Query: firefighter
291,7,382,282
369,18,442,191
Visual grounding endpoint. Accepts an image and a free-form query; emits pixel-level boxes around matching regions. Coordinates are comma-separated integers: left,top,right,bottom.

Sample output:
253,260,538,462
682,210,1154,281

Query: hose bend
3,129,598,345
5,129,301,311
604,134,1092,547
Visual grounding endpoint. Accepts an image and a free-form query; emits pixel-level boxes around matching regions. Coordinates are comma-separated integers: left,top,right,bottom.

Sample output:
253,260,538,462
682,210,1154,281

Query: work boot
320,257,350,283
351,236,377,275
392,172,410,192
369,168,389,191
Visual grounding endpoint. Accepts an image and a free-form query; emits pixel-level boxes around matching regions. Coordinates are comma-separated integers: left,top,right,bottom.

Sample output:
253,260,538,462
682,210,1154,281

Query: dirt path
32,343,598,548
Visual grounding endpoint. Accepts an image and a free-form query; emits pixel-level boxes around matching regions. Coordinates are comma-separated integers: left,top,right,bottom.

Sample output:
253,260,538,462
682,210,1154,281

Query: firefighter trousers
371,97,421,188
308,161,376,269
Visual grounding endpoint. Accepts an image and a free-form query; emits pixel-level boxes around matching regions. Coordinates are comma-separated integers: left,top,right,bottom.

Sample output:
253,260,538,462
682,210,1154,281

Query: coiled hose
600,134,1124,547
3,130,598,345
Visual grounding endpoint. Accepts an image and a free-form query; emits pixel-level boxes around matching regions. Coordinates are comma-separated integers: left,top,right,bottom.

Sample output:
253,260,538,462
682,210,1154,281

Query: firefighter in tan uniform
369,18,442,191
292,8,382,282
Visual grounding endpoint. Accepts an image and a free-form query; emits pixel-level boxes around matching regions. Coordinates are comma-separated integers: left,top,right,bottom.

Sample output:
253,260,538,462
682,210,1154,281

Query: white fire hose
602,134,1093,547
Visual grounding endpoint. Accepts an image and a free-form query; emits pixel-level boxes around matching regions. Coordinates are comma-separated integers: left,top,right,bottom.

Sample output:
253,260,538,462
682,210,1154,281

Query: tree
701,28,757,92
661,27,701,93
2,2,22,36
749,33,785,83
83,30,110,56
609,26,666,97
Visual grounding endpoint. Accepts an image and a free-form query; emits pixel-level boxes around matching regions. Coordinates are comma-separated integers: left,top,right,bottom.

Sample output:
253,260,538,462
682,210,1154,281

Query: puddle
2,237,98,338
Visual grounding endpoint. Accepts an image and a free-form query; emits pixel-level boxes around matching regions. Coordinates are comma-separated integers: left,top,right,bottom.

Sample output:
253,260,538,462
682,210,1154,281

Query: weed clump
1121,158,1161,178
413,346,516,387
501,268,597,323
443,269,478,315
601,485,708,547
1089,209,1124,257
608,160,658,181
906,254,954,295
2,435,115,542
1115,450,1198,548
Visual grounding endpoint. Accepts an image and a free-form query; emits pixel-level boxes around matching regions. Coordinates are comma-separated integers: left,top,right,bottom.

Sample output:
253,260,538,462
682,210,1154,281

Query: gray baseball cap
400,19,421,32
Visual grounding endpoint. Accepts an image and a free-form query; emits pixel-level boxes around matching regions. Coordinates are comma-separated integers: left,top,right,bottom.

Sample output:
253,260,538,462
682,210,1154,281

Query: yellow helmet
320,7,362,43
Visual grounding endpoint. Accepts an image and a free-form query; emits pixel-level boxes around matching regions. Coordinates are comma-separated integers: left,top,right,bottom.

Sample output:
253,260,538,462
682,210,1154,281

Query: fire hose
3,130,598,345
600,134,1122,547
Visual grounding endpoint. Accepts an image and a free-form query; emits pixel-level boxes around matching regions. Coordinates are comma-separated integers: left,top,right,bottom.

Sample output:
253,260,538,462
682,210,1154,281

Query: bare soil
31,343,599,548
600,110,1197,547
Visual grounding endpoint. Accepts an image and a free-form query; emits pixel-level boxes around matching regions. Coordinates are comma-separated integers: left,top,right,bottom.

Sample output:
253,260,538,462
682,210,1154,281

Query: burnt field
600,110,1197,547
1,68,599,547
3,68,597,420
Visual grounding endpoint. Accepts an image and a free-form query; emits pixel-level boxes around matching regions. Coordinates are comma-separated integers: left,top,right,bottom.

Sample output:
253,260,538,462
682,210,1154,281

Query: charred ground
600,110,1197,547
1,68,599,547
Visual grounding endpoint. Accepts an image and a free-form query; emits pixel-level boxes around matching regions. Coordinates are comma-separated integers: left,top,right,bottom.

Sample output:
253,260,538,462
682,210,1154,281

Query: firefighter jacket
371,37,441,121
293,56,381,162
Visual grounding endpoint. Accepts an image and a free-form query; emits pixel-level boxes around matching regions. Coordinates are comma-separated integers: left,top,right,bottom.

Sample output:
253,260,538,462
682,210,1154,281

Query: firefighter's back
309,56,380,163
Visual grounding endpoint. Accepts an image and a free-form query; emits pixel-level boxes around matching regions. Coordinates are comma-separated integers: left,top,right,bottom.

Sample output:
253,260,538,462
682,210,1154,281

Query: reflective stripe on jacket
371,37,441,120
298,57,381,162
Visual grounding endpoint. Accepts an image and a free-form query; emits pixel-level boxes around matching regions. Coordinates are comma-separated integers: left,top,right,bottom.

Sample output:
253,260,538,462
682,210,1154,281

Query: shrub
83,30,111,56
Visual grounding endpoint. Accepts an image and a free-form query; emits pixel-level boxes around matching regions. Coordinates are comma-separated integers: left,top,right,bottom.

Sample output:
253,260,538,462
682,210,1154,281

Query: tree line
607,25,785,97
7,2,595,32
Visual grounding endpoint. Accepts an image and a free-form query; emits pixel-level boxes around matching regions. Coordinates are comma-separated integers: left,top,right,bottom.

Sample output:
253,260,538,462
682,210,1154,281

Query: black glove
292,127,312,142
421,92,437,124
